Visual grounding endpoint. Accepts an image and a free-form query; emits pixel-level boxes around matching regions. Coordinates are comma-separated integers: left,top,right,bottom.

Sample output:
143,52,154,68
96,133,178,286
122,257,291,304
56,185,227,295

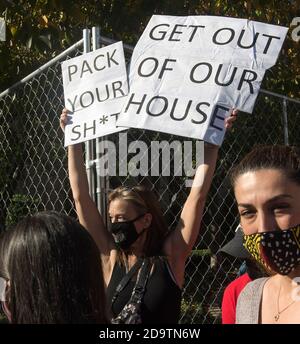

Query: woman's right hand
60,108,69,132
225,108,238,130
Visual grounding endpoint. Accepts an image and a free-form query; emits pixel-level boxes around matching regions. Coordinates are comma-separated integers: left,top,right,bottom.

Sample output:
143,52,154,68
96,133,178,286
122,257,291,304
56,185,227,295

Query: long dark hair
230,145,300,187
0,211,108,324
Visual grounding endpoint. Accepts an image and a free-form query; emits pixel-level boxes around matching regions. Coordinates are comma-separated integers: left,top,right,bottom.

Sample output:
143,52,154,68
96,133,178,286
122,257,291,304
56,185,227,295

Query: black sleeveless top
106,256,182,324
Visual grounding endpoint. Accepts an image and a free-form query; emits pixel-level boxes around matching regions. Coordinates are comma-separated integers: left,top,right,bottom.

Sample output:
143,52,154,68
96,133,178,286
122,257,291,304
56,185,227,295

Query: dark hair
230,145,300,188
0,211,108,324
108,185,169,257
245,258,269,280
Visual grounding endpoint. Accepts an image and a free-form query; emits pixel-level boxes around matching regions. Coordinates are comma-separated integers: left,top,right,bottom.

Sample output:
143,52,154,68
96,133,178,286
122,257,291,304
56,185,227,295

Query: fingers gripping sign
60,108,74,133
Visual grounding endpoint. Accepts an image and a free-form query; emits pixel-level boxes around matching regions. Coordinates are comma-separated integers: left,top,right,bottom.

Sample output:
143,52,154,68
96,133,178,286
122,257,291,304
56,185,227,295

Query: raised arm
175,143,218,256
164,110,237,287
60,110,114,257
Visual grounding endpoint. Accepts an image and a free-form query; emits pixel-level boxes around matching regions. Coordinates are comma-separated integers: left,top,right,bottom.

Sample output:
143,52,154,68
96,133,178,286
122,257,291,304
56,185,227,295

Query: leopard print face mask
243,225,300,275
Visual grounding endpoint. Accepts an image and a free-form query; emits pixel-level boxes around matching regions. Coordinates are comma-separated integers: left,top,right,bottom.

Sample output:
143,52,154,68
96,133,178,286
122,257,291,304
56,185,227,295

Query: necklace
274,284,296,322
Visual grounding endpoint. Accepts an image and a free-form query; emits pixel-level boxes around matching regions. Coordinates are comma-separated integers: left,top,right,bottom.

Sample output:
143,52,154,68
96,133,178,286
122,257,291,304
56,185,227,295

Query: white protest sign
0,17,5,41
117,15,288,145
61,41,128,146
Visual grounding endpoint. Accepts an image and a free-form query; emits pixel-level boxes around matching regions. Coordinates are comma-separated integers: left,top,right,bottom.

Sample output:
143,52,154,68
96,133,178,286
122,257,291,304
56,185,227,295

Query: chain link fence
1,35,300,324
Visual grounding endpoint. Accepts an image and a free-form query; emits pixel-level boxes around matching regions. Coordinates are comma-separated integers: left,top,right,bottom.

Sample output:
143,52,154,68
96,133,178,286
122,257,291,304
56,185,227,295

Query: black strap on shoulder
111,258,143,305
130,258,152,303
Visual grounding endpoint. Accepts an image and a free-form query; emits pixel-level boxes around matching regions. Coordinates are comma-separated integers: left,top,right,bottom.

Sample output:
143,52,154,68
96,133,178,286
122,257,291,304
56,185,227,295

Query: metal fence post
282,98,289,146
1,33,300,324
83,28,96,201
92,26,109,223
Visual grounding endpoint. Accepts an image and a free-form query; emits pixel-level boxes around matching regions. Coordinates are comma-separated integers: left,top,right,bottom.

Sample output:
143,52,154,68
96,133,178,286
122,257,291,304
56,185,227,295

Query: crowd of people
1,108,300,324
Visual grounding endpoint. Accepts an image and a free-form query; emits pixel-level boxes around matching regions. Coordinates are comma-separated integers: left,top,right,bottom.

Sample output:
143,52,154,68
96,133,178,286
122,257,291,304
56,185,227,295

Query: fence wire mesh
0,37,299,324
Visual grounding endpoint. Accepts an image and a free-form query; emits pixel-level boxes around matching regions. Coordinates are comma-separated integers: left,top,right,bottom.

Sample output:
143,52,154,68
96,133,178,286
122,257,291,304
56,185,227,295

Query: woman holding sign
60,108,237,324
231,145,300,323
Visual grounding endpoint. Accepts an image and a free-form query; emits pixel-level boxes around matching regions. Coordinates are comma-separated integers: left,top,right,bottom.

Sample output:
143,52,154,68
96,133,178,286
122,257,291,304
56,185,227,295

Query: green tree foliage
0,0,299,96
5,193,38,227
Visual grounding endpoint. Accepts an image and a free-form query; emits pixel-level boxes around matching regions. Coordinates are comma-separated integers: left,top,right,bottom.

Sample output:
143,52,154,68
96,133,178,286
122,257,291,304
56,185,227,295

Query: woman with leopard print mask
231,145,300,324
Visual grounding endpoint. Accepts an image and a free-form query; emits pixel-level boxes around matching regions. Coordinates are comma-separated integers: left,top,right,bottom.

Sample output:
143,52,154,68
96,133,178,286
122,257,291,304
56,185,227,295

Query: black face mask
110,214,147,250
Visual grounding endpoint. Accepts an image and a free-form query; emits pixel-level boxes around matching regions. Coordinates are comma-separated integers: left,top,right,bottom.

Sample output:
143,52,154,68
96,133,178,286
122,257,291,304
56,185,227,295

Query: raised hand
60,108,69,132
225,108,238,130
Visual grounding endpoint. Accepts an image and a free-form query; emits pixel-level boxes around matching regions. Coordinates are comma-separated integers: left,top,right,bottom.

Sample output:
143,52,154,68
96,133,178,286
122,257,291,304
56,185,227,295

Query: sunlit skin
235,169,300,235
59,108,237,290
234,169,300,323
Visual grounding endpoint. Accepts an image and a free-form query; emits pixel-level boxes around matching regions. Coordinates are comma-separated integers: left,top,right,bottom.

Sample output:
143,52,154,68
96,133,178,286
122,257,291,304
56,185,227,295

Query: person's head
230,145,300,275
108,185,169,256
0,211,108,324
218,225,251,260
